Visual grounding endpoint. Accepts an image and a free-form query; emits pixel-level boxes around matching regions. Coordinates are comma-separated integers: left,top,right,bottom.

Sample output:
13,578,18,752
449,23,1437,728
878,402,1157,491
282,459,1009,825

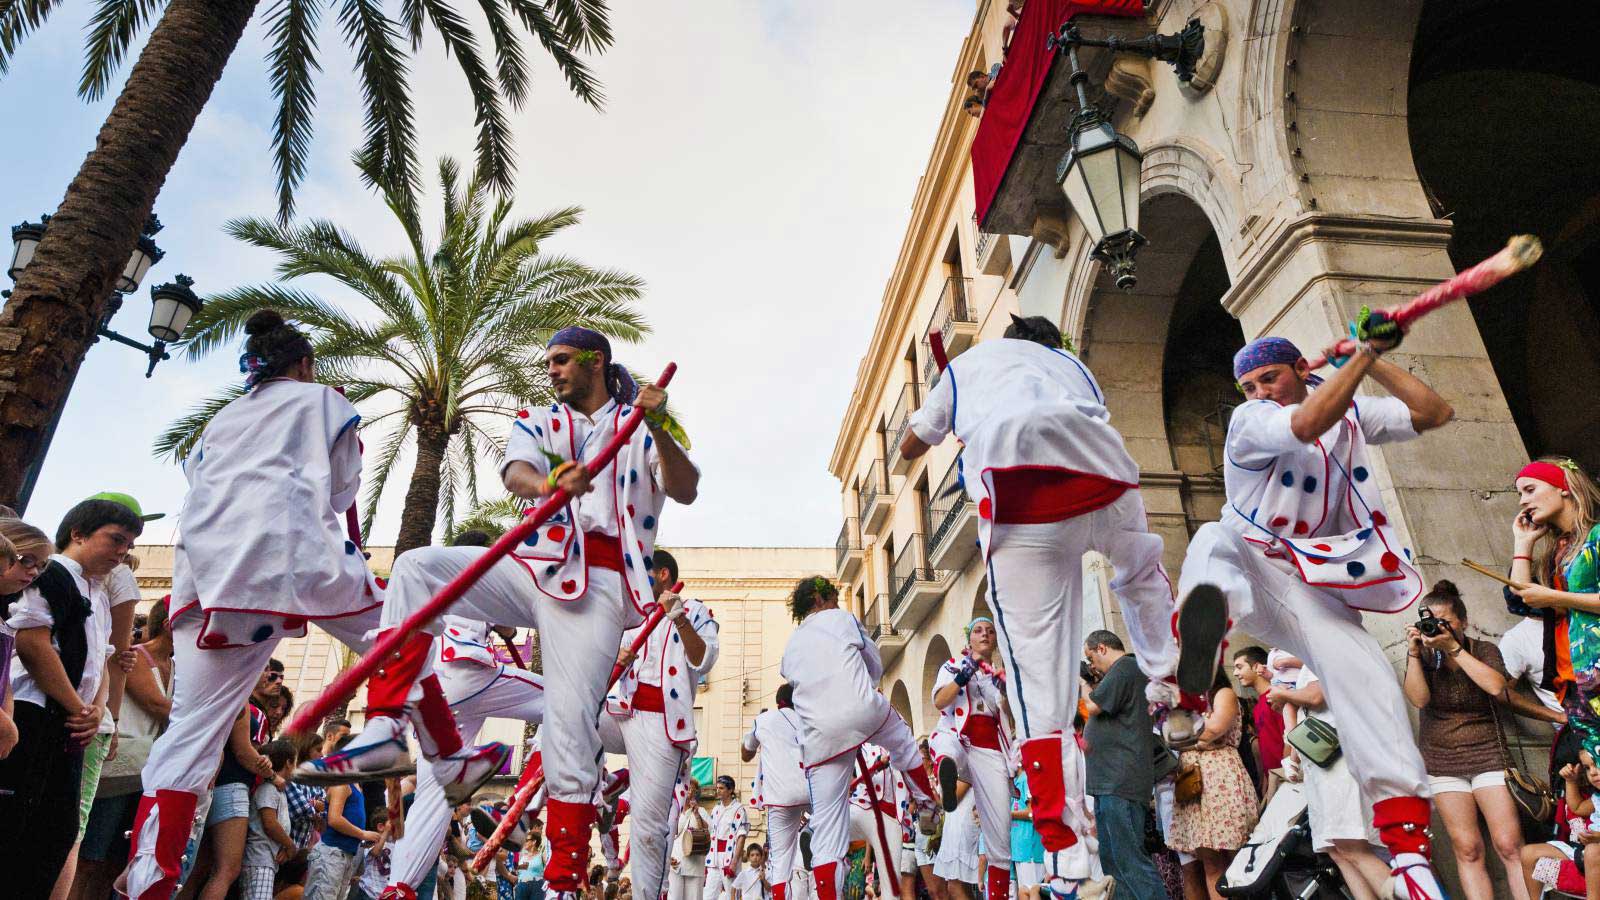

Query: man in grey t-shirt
1081,631,1164,900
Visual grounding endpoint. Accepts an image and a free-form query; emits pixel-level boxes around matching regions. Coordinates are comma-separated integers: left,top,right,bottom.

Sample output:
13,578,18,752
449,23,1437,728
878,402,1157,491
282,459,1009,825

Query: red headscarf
1517,461,1569,491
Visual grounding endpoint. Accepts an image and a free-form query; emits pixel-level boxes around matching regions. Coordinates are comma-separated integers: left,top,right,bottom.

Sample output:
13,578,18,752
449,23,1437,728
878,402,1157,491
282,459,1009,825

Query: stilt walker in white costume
928,617,1014,900
741,684,809,900
702,775,750,900
381,614,547,898
125,310,399,900
598,548,721,900
303,326,700,898
899,315,1176,898
779,577,940,900
1172,325,1454,900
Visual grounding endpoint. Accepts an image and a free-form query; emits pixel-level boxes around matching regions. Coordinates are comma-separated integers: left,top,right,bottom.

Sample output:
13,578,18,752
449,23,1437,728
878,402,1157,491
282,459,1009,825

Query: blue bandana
964,616,994,638
1232,336,1304,381
547,327,638,405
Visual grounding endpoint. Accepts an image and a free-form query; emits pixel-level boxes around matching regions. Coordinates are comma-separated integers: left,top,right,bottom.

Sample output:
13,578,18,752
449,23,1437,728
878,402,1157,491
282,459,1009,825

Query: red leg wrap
1372,796,1433,858
1020,736,1079,851
415,673,464,757
516,752,545,793
379,885,419,900
365,630,436,719
130,789,200,900
1176,690,1209,713
901,762,937,805
812,861,840,900
773,882,788,900
987,864,1011,900
544,797,597,892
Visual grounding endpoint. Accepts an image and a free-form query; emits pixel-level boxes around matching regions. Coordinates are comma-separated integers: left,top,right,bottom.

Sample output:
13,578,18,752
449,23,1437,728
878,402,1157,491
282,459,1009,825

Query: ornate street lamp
1048,20,1207,291
148,274,202,344
7,218,44,281
118,215,166,293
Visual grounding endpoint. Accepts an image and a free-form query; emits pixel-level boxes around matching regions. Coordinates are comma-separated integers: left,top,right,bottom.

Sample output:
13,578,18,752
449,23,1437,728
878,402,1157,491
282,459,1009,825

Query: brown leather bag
1175,761,1203,805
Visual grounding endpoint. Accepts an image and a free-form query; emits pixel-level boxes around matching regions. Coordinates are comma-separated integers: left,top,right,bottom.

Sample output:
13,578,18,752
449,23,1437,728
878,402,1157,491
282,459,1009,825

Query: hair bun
244,309,287,337
1429,578,1460,597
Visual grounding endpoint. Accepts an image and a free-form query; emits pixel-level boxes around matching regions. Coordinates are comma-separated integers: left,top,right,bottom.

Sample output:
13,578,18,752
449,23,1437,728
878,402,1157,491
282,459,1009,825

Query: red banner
970,0,1143,228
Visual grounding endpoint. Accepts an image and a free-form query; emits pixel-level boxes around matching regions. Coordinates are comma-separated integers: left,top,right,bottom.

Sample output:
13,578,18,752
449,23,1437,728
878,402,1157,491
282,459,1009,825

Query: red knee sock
812,861,840,900
1372,796,1433,858
901,762,938,805
1019,736,1079,851
365,630,436,718
544,797,597,892
129,789,200,900
987,864,1011,900
413,673,463,757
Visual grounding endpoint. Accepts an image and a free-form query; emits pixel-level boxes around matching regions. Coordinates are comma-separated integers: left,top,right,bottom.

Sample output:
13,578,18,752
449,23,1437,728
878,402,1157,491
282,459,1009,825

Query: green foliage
448,493,525,542
155,155,647,540
0,0,615,220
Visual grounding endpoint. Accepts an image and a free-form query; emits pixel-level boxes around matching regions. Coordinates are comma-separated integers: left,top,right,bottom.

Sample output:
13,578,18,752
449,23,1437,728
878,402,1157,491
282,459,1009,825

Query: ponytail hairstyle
240,309,314,389
1422,579,1469,624
1528,457,1600,582
788,575,839,622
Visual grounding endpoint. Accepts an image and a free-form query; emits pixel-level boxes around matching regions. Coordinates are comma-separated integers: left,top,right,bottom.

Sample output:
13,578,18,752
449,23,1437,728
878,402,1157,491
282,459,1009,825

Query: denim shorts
206,781,252,826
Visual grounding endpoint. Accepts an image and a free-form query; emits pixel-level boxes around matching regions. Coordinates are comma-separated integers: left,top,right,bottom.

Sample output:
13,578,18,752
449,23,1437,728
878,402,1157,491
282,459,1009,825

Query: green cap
86,491,165,522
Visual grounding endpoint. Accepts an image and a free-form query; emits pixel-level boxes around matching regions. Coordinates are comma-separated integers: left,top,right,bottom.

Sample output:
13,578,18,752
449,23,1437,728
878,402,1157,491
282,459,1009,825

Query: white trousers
1177,522,1428,801
389,662,547,890
927,732,1011,867
804,710,919,874
599,710,693,900
382,546,630,803
128,608,377,897
983,491,1175,742
764,805,809,895
848,804,901,893
702,868,731,900
671,872,706,900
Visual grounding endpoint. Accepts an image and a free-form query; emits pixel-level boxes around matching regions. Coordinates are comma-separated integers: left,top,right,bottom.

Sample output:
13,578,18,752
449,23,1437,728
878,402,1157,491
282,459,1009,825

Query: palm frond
540,0,613,53
0,0,65,76
504,0,604,108
176,283,369,360
264,0,324,222
78,0,166,100
338,0,419,197
475,0,528,107
420,0,515,193
151,383,248,462
450,493,525,541
360,414,413,536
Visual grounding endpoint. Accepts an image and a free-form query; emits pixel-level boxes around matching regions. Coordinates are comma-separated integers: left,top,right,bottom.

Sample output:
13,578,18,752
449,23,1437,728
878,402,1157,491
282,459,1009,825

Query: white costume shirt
731,865,767,900
501,398,693,621
849,743,912,838
706,800,749,872
172,379,375,646
743,708,809,809
608,597,720,746
437,615,502,668
676,805,709,876
780,608,889,766
930,653,1010,753
1500,618,1562,714
6,555,117,709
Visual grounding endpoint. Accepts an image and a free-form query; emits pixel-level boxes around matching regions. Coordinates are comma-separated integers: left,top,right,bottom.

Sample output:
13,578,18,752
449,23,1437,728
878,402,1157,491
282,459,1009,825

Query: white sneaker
434,742,513,805
295,716,414,785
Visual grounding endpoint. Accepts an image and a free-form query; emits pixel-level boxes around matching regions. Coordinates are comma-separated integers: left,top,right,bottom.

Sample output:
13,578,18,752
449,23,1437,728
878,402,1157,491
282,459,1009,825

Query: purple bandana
1232,336,1304,381
547,327,639,404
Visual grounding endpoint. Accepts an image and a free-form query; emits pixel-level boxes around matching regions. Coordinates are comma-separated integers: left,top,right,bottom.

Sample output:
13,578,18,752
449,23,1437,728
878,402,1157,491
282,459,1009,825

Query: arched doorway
919,634,952,731
1409,0,1600,472
889,680,915,733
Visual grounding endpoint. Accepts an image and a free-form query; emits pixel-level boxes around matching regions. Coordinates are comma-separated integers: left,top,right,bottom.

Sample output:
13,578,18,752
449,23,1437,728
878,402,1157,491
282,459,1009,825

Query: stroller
1218,783,1354,900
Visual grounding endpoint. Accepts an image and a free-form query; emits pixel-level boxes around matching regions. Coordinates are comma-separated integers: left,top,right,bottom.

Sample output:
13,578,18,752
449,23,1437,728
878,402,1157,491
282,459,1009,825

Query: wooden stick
286,363,679,737
1461,558,1527,590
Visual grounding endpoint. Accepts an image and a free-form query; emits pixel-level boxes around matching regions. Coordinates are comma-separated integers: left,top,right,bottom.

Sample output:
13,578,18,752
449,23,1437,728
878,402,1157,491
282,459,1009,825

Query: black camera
1080,660,1097,683
1417,608,1445,638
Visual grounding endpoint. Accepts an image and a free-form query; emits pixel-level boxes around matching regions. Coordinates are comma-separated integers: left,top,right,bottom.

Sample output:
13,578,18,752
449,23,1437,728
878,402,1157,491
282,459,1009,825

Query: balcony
926,459,979,573
885,383,923,476
921,277,979,384
835,517,864,581
866,594,908,667
889,534,949,632
858,460,891,536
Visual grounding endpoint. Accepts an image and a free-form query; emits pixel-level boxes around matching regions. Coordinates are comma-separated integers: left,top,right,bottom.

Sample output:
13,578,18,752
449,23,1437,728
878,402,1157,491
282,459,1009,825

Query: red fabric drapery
970,0,1144,227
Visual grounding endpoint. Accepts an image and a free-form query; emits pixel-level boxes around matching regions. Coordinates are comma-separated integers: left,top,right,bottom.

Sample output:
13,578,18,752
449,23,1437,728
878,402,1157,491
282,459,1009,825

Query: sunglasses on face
265,671,284,683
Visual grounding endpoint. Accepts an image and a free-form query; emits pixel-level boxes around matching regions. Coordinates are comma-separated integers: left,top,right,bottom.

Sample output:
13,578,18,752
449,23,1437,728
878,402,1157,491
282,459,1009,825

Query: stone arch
1140,138,1247,268
919,634,953,732
889,679,915,733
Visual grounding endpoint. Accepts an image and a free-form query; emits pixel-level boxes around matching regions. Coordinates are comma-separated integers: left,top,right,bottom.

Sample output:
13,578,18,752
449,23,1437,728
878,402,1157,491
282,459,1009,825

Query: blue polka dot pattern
1353,466,1369,482
524,533,539,546
644,435,653,449
534,425,543,436
1356,529,1373,540
1303,476,1318,493
550,404,559,412
670,689,679,699
345,540,357,555
1404,548,1413,560
1346,561,1366,577
644,555,654,570
625,554,633,568
252,624,274,642
629,469,639,484
1281,471,1295,487
672,632,680,643
545,565,558,577
643,516,656,530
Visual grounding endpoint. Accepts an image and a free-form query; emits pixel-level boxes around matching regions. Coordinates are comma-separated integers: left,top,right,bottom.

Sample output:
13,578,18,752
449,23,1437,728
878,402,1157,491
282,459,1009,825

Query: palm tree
448,493,526,542
0,0,613,507
156,155,646,554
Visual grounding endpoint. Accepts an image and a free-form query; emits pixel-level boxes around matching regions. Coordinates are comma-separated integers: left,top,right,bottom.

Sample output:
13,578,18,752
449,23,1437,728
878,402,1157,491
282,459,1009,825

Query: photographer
1403,580,1526,900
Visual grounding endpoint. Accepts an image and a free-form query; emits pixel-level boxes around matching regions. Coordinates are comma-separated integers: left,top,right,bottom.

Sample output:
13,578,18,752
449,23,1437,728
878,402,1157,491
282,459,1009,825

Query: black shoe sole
1176,584,1228,696
939,757,960,812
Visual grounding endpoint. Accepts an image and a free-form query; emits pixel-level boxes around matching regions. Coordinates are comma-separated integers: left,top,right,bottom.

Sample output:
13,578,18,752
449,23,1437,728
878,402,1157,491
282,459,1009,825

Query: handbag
1490,693,1555,841
1285,716,1341,768
1151,738,1181,783
1174,762,1203,804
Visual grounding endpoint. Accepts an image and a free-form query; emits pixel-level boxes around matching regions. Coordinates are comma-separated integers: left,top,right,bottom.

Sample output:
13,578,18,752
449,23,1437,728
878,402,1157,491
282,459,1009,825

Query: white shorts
1302,753,1381,853
898,846,917,875
1014,862,1043,888
1427,770,1506,795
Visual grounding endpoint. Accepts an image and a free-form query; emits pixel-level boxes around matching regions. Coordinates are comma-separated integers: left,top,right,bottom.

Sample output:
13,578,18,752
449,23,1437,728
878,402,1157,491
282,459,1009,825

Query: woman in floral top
1506,458,1600,758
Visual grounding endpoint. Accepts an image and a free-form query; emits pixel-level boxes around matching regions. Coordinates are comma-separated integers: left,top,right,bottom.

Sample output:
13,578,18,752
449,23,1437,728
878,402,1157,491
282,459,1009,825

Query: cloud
0,0,971,548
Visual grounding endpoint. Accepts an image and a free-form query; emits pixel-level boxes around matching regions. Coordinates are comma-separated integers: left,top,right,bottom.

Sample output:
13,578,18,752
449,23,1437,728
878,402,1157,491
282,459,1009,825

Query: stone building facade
828,0,1599,740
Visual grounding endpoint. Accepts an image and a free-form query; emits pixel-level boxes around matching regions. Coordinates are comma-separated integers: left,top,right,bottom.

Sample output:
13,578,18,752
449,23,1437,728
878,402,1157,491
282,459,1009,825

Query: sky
0,1,974,549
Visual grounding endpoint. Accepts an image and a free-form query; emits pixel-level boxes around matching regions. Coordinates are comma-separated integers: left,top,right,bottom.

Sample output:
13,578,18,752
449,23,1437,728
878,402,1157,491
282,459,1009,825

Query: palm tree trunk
395,423,451,555
0,0,259,507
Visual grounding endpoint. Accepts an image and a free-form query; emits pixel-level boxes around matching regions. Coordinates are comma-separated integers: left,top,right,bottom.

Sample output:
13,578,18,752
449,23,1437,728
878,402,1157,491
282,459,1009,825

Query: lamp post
5,213,202,513
1048,20,1206,291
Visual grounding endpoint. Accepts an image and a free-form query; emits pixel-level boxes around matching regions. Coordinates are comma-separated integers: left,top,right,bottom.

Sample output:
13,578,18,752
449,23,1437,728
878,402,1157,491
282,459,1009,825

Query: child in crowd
1267,649,1304,776
1521,749,1600,899
732,843,770,900
354,808,394,900
242,740,299,899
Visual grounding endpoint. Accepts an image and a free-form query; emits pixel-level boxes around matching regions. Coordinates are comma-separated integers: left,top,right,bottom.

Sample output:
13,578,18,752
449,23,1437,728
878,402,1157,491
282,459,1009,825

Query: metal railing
886,383,921,466
975,229,994,265
936,276,976,336
857,460,888,523
926,459,970,555
865,593,893,640
889,535,937,619
835,517,861,572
